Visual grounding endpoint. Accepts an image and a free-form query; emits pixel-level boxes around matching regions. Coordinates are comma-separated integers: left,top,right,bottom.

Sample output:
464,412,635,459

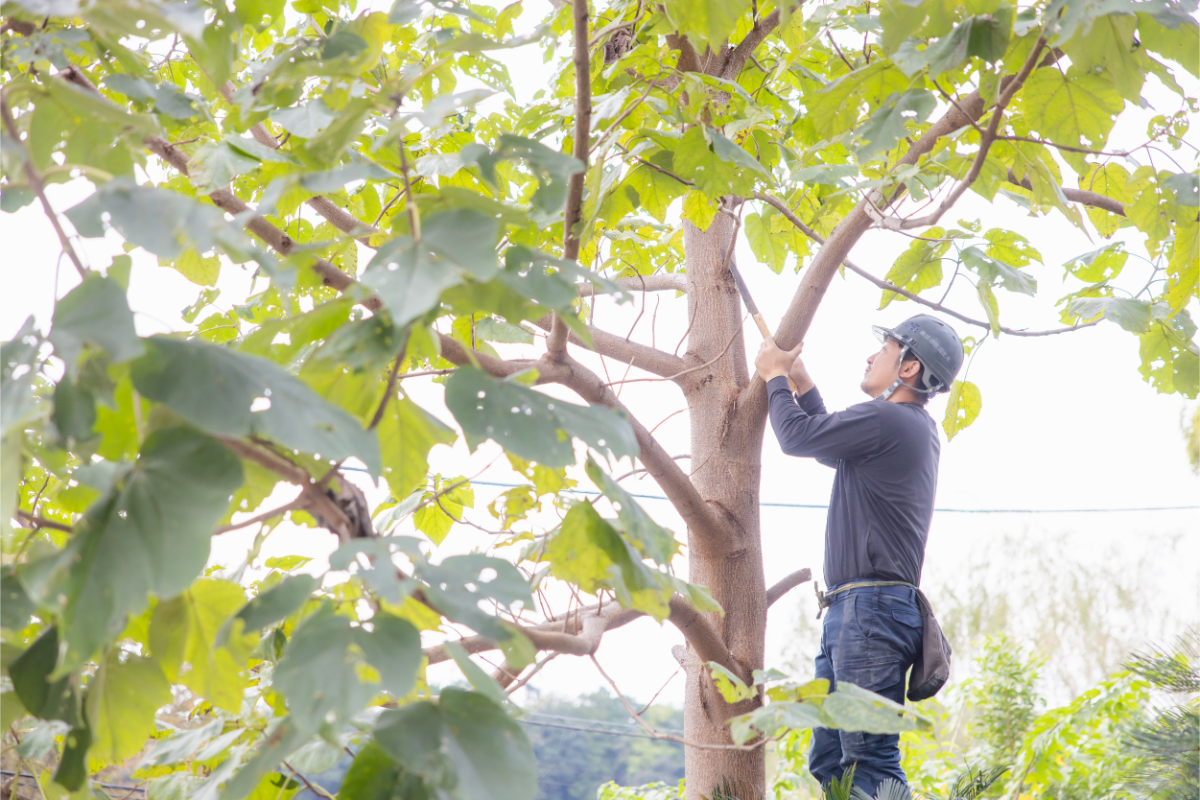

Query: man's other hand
755,339,802,381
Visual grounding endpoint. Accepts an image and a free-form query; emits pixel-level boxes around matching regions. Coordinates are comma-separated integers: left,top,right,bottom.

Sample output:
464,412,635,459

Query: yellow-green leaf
942,379,982,440
87,653,172,763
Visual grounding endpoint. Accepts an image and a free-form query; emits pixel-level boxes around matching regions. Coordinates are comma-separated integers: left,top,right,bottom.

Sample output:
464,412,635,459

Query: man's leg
807,648,842,785
831,590,924,796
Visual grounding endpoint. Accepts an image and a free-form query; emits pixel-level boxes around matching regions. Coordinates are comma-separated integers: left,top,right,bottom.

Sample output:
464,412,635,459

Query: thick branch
760,51,1064,405
544,354,735,553
867,36,1046,232
217,81,377,238
578,273,688,296
760,192,1100,338
667,596,739,675
530,315,688,379
722,9,783,79
766,568,811,608
549,0,594,361
425,595,739,677
1005,170,1126,216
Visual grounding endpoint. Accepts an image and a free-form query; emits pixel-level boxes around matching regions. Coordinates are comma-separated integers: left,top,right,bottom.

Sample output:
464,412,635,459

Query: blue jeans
809,583,924,796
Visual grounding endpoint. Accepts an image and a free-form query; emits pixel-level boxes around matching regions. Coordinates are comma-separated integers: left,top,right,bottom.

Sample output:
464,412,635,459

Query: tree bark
680,210,769,799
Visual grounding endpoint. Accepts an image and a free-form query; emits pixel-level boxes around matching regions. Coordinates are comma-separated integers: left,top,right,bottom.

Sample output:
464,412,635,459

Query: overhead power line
468,480,1197,515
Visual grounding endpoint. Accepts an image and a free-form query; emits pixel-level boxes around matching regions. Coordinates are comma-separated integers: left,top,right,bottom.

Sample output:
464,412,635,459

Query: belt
814,580,916,619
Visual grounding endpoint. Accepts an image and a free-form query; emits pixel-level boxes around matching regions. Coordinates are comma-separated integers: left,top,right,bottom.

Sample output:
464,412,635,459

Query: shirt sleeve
766,376,882,461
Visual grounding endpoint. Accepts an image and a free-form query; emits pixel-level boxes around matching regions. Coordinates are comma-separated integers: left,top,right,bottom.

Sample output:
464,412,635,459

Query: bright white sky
2,0,1197,709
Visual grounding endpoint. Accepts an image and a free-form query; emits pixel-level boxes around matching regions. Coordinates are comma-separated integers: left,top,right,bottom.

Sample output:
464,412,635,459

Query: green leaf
1068,296,1154,333
442,641,508,705
879,232,948,309
235,575,320,633
86,651,172,762
64,178,256,262
626,162,689,223
674,127,752,199
710,130,770,176
339,743,418,800
1062,13,1143,102
2,318,40,438
663,0,748,50
942,379,982,440
189,141,263,193
360,238,464,327
1,567,35,631
982,228,1042,266
1137,14,1200,77
545,502,719,621
269,98,336,138
53,376,96,443
855,90,936,160
48,275,143,368
818,681,930,734
441,689,537,800
273,604,421,732
810,62,910,140
976,280,1001,338
444,367,638,467
585,457,679,564
1163,171,1199,207
374,702,448,785
1063,242,1128,282
1138,313,1199,398
9,627,79,726
745,212,787,274
58,427,244,669
1021,68,1123,163
131,336,382,475
378,395,456,503
709,663,754,703
167,249,222,287
880,0,929,54
681,190,718,231
103,74,200,119
149,579,258,711
961,246,1037,295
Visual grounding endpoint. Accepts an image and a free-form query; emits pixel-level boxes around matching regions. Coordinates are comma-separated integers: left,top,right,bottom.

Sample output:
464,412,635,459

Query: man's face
861,338,903,398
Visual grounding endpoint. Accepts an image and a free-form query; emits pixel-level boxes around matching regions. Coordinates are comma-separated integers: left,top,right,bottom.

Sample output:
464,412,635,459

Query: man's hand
755,339,802,382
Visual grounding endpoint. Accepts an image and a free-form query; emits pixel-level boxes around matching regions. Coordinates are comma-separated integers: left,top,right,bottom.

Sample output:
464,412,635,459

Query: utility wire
341,469,1195,513
466,480,1198,515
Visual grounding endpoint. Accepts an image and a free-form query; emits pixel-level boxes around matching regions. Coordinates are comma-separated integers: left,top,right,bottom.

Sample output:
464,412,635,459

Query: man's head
861,338,926,402
862,315,965,402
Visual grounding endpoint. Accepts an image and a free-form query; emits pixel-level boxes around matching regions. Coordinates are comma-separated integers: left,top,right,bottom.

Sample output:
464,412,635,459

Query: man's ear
899,358,921,380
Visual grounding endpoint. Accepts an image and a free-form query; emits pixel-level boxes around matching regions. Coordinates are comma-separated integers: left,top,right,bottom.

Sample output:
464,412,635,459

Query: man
753,314,965,795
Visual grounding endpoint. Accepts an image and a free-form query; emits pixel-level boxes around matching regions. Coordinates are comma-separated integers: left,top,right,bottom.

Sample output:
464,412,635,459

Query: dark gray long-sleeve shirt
766,375,940,587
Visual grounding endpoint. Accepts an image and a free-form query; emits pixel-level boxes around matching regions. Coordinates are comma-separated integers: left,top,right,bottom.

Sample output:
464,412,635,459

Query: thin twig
214,495,306,535
0,97,88,279
607,314,747,386
14,510,72,533
589,655,765,751
282,763,336,800
368,330,412,430
507,652,561,695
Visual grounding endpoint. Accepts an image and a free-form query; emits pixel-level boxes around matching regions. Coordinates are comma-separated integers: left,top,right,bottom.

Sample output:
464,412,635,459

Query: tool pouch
907,589,952,702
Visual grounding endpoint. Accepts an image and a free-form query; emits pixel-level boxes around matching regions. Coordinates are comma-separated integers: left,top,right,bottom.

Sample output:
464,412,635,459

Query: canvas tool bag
815,579,952,702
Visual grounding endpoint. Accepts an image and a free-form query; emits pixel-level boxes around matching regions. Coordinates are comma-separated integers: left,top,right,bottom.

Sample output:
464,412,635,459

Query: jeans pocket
835,651,902,694
891,608,922,629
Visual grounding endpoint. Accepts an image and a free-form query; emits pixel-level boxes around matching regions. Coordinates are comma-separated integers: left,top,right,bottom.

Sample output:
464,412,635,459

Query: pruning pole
728,258,799,393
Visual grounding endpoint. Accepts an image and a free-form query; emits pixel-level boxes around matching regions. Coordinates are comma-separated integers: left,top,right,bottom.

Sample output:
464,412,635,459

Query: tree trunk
681,208,770,799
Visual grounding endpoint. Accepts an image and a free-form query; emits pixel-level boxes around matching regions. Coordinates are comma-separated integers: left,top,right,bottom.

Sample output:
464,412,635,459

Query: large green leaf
663,0,748,49
374,690,536,800
544,502,718,621
1069,297,1155,333
855,90,936,159
234,575,320,633
961,246,1037,295
86,651,172,762
57,427,243,668
272,604,421,732
444,368,638,467
1138,313,1199,398
149,579,259,712
880,231,948,309
48,275,143,368
1064,242,1128,283
379,396,456,501
1021,68,1123,164
585,457,679,565
8,627,79,725
131,336,382,475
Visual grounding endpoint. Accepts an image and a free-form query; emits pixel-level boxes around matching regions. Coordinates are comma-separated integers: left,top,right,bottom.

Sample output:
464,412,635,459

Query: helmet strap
881,344,937,400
